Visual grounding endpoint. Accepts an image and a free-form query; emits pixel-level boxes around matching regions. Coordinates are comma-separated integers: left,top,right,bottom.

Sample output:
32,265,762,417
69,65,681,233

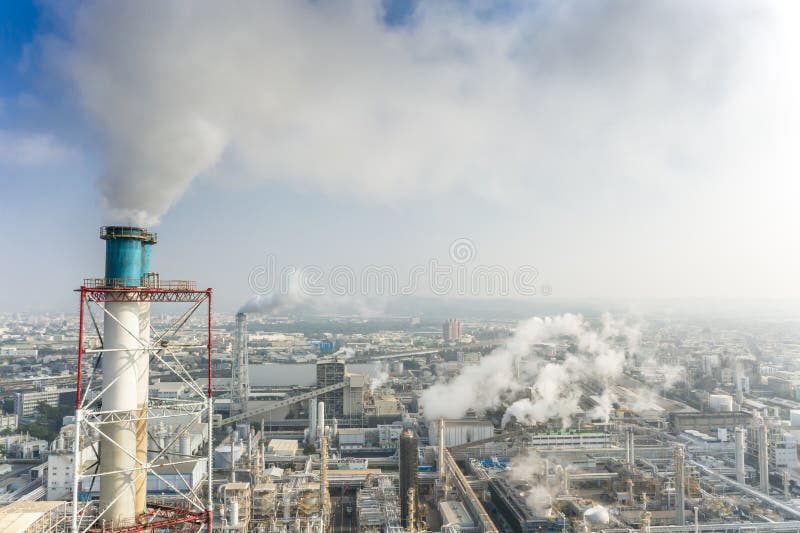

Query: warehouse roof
0,501,66,533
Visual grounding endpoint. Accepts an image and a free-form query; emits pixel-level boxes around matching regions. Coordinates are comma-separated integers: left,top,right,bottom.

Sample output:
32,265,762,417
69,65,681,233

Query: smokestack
399,429,419,530
735,427,746,484
232,312,249,413
98,226,156,524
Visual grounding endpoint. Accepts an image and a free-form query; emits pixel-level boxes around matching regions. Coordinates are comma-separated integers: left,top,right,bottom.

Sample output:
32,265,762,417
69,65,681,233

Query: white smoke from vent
238,274,308,315
41,1,800,224
421,313,637,424
370,371,390,392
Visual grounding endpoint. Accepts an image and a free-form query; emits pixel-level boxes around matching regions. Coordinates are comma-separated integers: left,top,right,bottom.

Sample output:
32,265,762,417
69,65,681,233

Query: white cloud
0,130,74,168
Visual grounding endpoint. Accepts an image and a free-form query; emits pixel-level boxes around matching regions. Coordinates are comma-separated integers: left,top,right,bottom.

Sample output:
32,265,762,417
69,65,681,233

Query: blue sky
1,0,799,312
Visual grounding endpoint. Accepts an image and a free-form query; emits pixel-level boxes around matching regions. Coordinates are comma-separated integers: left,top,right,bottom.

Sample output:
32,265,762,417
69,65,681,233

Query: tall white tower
72,227,214,532
232,312,250,413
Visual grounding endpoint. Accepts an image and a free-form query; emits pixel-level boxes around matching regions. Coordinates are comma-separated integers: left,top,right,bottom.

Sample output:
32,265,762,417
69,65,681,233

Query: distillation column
758,417,770,494
735,427,746,484
308,398,317,443
673,445,686,526
99,227,155,525
438,418,446,484
400,429,419,531
317,401,325,440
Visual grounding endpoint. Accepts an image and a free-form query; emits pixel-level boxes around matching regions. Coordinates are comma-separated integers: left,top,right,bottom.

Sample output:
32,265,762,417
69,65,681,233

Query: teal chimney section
100,227,158,287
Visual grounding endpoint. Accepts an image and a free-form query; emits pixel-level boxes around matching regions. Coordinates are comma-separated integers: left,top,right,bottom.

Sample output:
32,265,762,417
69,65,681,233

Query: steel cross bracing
71,286,214,533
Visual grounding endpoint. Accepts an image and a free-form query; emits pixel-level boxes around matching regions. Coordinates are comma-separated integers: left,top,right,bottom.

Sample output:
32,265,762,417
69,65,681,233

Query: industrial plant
3,227,800,533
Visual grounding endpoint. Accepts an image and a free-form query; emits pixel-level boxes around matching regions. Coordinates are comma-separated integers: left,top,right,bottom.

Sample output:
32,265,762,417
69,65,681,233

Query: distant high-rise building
442,319,462,342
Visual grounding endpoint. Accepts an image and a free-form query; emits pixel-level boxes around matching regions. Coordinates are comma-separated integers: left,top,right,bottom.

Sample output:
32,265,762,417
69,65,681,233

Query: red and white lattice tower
70,226,213,532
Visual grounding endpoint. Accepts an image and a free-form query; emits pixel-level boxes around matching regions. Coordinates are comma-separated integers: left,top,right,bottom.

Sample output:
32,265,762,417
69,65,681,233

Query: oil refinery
5,226,800,533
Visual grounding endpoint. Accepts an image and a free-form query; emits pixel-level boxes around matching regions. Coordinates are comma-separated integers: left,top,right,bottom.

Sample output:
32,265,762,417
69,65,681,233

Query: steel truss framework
71,285,214,532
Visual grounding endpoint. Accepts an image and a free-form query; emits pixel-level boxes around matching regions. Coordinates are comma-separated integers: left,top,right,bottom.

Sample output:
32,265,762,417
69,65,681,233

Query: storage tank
399,429,419,530
709,393,734,412
790,409,800,427
179,434,191,456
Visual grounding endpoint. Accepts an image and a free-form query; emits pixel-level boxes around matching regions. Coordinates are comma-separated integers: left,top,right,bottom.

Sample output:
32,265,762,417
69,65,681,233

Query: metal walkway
219,381,346,425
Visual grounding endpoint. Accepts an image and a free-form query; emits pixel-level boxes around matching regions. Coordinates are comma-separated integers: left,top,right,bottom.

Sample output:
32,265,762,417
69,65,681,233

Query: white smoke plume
335,346,356,359
239,273,309,314
370,371,390,392
506,452,565,517
421,314,637,424
588,389,619,423
40,1,800,224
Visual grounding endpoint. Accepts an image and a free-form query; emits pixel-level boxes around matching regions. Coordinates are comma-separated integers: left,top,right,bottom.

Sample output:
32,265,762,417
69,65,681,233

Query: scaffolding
71,283,213,532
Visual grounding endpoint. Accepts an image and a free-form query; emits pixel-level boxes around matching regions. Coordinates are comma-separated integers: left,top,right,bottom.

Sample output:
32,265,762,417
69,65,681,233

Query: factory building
344,373,366,418
428,418,494,447
0,501,67,532
669,411,752,432
489,477,562,533
0,413,18,432
13,388,72,420
743,423,799,471
47,425,96,500
315,356,369,422
317,356,346,418
525,431,611,449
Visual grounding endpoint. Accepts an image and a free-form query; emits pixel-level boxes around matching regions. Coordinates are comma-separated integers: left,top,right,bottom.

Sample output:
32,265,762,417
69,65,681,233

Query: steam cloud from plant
40,1,800,224
421,313,640,424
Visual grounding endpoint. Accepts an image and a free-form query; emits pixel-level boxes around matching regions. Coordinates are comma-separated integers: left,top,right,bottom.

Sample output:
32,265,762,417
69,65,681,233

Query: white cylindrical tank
100,301,142,523
390,361,404,376
317,402,325,439
229,498,239,527
308,398,317,442
709,394,733,412
790,410,800,427
179,434,191,456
